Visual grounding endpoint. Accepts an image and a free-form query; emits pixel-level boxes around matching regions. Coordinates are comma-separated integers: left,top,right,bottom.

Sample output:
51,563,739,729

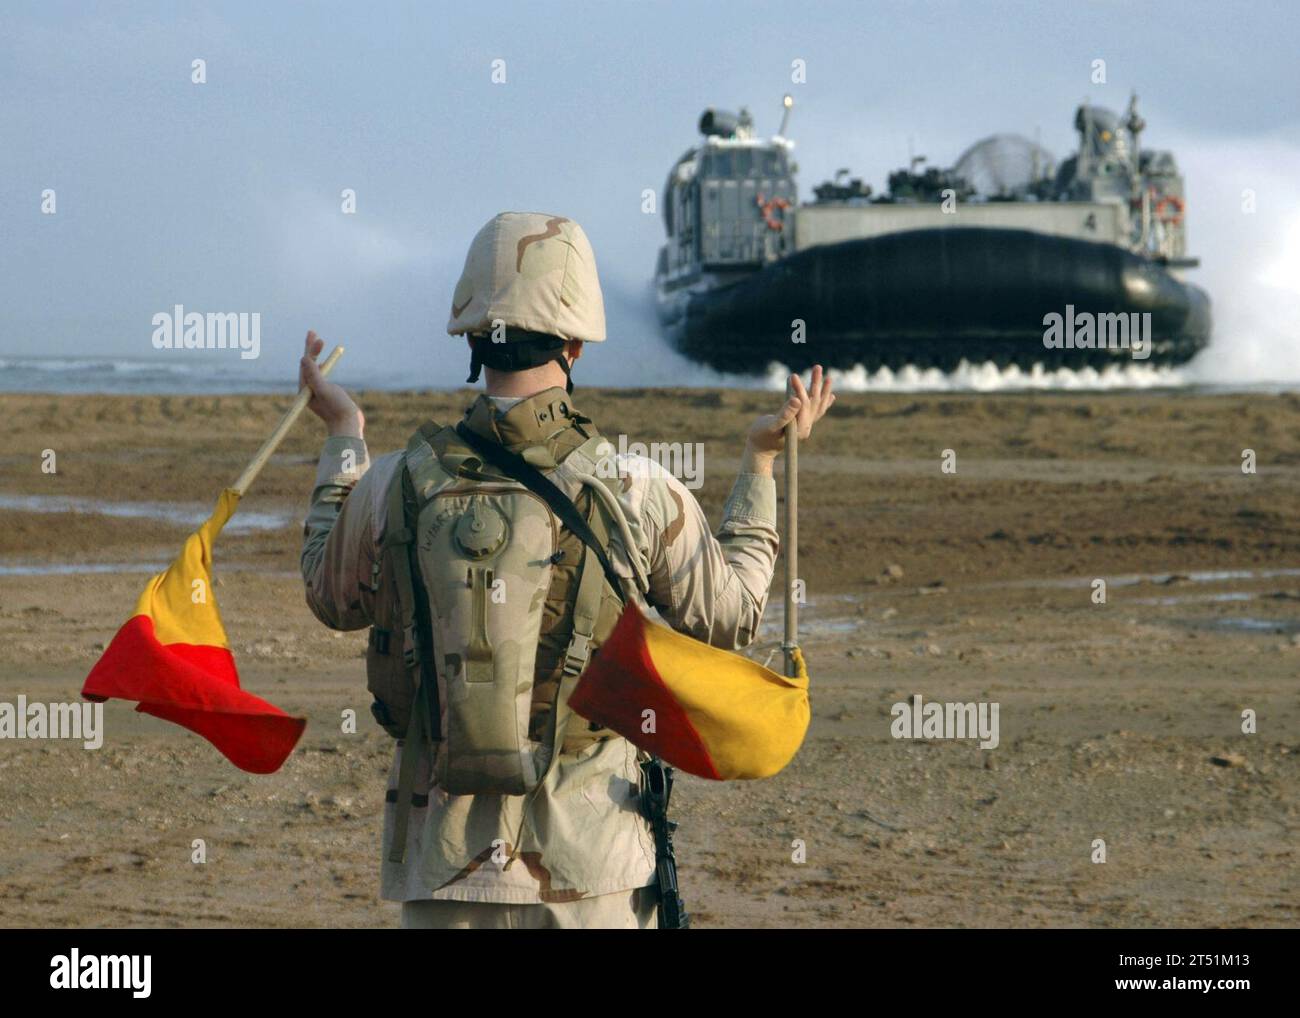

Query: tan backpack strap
381,455,439,865
576,473,650,596
503,501,610,870
558,502,610,713
570,435,650,595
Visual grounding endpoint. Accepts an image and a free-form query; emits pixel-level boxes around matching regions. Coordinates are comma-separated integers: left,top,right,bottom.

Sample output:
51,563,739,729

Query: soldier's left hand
746,365,835,458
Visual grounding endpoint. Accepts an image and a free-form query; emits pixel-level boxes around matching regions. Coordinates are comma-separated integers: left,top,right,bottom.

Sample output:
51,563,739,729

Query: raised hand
300,331,364,438
746,365,835,462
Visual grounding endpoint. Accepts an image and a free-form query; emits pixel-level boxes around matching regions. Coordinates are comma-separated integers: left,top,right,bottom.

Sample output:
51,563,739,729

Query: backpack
367,417,638,860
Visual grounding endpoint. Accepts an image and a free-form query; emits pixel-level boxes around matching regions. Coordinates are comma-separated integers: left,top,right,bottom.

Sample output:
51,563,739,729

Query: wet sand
1,388,1297,927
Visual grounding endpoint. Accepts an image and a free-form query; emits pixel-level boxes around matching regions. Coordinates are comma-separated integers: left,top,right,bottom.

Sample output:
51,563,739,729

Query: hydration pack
367,414,635,822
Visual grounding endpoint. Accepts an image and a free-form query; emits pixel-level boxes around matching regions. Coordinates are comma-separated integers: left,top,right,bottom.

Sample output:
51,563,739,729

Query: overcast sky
2,0,1297,387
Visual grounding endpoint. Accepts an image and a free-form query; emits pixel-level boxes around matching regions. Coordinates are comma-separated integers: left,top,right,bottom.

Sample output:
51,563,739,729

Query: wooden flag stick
783,376,799,678
231,345,345,497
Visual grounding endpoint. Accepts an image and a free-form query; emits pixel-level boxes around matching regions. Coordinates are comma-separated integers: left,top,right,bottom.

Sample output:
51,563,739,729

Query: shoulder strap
504,496,610,871
383,456,442,864
454,422,626,604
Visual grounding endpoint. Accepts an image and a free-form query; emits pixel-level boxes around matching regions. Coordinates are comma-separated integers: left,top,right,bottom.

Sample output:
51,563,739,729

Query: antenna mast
777,94,794,138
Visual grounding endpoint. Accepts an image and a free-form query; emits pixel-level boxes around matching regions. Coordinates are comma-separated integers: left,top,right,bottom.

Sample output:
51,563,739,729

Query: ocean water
0,357,298,396
0,493,292,533
3,352,1296,396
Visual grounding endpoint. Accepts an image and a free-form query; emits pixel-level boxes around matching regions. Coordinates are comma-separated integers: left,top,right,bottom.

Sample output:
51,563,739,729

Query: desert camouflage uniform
301,387,778,918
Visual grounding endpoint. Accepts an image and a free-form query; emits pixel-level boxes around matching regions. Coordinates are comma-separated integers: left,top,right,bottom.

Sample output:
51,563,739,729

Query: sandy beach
1,387,1297,928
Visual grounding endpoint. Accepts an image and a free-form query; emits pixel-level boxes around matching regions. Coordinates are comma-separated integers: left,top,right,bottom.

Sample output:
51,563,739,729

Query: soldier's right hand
300,330,365,438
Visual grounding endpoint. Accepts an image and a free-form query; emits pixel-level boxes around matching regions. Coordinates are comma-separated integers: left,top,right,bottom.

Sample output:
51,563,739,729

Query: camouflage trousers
400,886,659,929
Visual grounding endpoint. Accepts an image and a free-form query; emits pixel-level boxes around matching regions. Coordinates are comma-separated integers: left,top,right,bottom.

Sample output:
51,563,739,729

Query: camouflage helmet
447,212,606,343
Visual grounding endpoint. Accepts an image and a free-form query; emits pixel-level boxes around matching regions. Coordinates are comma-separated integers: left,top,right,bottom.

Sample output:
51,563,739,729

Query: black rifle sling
454,422,626,603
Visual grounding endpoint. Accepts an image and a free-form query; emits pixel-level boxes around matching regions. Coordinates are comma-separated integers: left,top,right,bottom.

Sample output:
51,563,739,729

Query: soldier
299,211,833,929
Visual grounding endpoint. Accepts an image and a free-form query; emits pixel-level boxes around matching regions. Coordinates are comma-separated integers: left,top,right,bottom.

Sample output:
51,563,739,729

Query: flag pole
783,376,799,678
232,345,345,497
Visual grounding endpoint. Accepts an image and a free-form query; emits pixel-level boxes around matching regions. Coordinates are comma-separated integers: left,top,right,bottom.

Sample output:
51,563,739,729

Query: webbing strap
384,460,439,865
388,683,426,864
553,503,608,752
549,542,598,768
380,464,416,643
561,499,609,676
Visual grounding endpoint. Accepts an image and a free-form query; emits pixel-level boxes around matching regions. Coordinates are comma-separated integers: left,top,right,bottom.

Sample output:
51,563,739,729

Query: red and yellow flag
82,488,306,773
569,601,810,780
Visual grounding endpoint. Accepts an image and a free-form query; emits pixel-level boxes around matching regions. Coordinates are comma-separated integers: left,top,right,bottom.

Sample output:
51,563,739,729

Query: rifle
640,755,689,929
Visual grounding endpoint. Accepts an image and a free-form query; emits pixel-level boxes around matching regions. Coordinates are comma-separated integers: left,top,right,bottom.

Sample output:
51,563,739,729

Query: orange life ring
755,193,790,231
1154,194,1184,226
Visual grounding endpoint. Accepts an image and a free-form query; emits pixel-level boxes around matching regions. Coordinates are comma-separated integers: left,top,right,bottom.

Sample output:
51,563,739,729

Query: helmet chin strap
466,332,574,393
553,351,574,394
466,346,485,385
